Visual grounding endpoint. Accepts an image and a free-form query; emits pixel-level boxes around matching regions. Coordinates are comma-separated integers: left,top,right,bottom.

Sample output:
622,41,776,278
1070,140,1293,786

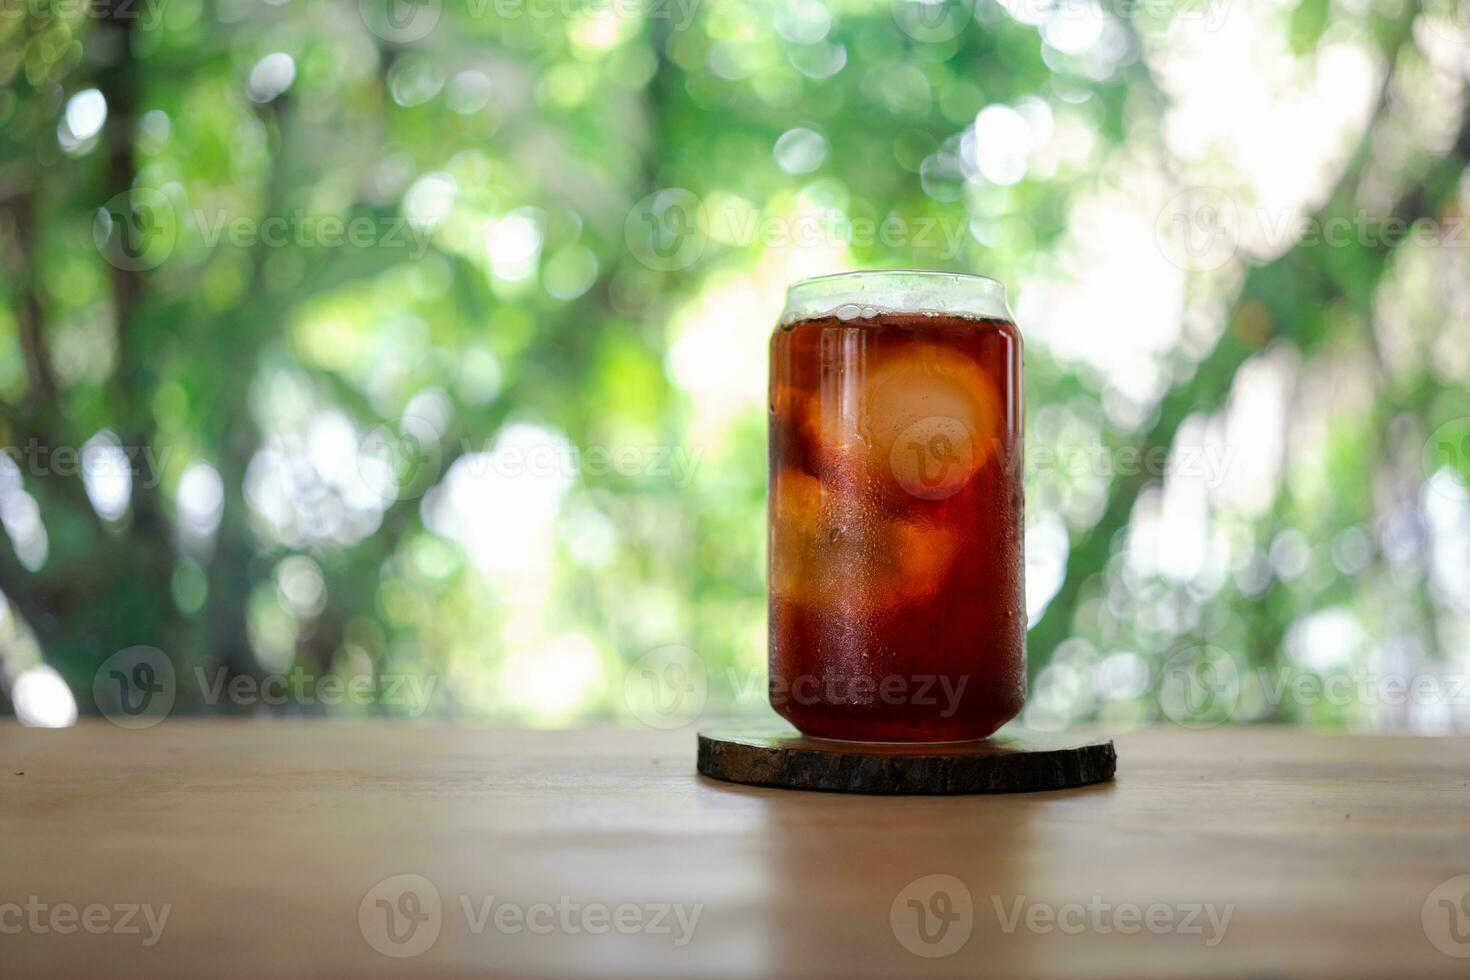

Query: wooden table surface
3,721,1468,978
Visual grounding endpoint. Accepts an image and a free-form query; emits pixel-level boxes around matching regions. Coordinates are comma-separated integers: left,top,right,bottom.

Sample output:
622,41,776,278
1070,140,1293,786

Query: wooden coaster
697,725,1116,795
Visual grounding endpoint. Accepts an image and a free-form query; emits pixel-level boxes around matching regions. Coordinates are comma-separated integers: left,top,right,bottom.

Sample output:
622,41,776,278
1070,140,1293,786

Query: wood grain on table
3,721,1468,978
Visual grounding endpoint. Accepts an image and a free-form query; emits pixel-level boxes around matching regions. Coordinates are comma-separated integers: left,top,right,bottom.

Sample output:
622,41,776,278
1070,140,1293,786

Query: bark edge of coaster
697,725,1116,795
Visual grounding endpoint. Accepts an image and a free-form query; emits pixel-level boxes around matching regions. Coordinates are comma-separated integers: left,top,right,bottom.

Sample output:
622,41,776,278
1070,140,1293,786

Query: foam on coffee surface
780,271,1012,326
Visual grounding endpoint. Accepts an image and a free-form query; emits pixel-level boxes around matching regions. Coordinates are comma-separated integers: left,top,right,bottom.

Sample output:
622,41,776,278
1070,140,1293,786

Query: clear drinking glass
768,271,1025,741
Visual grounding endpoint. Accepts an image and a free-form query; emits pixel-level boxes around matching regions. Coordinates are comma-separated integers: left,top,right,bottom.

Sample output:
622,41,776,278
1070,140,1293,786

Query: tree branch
1026,13,1452,677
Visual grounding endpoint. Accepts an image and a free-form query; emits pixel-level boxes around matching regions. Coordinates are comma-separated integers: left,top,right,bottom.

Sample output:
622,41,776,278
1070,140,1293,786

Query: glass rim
780,269,1012,325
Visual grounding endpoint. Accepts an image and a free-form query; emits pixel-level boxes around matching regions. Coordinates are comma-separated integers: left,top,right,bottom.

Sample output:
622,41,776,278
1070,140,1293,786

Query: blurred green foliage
2,0,1469,730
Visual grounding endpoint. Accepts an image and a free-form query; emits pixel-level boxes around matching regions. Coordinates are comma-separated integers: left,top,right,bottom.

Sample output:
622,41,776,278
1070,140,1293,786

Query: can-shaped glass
768,271,1025,742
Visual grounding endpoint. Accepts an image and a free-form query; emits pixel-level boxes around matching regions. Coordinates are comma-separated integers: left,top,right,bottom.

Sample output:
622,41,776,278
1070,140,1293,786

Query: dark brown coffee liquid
768,311,1025,741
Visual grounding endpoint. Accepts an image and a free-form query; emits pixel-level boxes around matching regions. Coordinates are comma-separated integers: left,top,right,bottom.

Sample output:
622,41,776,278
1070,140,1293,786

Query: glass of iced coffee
768,271,1025,742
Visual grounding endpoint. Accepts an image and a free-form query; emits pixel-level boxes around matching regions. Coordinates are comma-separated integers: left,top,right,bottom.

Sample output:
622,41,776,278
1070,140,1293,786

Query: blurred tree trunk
0,2,189,695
